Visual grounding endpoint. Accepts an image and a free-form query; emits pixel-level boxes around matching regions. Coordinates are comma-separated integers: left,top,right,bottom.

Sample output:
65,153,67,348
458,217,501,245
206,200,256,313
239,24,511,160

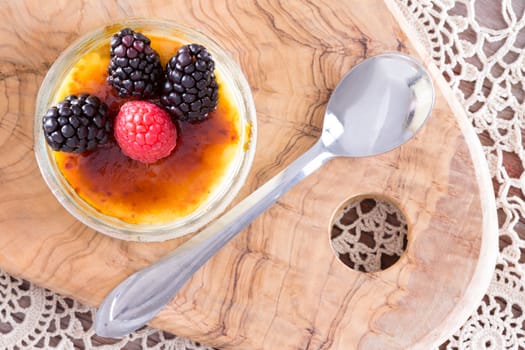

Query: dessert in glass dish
34,19,256,242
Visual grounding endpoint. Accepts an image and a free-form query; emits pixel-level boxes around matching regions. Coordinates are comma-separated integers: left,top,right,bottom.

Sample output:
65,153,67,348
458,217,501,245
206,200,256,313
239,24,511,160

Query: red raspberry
114,101,177,163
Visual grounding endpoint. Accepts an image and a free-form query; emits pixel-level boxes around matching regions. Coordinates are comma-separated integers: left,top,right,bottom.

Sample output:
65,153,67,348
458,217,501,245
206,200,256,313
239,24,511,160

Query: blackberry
161,44,219,122
42,94,112,153
107,28,163,98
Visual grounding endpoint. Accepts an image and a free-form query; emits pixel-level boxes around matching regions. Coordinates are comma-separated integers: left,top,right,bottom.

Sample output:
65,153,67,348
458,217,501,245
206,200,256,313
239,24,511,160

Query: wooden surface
0,1,498,349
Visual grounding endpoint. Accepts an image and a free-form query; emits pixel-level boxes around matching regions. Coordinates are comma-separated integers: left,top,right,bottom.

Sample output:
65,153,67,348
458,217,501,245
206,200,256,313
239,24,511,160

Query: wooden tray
0,1,497,349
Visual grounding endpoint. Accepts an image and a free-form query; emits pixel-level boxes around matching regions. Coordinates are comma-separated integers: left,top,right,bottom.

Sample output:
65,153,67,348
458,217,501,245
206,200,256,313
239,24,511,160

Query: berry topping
42,94,111,153
161,44,219,122
108,28,163,98
114,101,177,163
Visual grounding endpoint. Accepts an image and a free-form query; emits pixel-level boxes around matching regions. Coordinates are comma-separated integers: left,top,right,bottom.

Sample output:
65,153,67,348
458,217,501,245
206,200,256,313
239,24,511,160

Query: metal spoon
95,52,435,338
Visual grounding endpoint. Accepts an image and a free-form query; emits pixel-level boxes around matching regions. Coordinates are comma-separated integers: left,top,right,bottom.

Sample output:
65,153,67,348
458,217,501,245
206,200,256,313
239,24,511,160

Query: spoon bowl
322,53,434,157
95,52,434,338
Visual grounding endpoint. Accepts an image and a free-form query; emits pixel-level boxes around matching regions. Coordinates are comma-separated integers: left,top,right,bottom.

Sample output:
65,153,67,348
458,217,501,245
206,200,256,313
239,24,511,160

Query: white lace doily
2,0,524,348
331,198,408,273
395,0,525,348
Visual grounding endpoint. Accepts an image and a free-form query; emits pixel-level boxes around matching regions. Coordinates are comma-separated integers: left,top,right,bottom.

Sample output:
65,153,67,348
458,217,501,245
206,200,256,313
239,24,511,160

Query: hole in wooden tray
330,195,408,273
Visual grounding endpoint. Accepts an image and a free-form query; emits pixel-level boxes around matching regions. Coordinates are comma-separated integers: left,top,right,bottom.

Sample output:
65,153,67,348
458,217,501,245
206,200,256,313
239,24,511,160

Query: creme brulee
52,35,241,224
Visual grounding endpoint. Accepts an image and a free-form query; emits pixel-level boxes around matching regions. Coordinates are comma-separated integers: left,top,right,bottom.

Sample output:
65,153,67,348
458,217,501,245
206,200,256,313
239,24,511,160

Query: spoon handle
95,140,333,337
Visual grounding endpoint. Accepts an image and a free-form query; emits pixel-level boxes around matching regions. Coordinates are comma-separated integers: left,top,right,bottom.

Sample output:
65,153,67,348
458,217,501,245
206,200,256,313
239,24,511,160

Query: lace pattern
394,0,525,348
0,272,210,349
331,198,408,273
1,0,524,348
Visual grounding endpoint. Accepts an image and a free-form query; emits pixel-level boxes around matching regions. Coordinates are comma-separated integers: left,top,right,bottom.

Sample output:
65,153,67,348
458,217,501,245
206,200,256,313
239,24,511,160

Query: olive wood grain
0,1,497,349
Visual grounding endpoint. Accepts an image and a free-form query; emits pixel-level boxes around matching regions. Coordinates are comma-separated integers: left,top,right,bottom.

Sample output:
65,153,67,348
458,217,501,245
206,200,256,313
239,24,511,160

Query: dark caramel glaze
54,35,241,224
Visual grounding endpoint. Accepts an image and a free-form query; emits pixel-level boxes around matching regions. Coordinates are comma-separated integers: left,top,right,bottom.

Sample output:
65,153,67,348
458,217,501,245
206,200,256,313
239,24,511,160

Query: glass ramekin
34,18,257,242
